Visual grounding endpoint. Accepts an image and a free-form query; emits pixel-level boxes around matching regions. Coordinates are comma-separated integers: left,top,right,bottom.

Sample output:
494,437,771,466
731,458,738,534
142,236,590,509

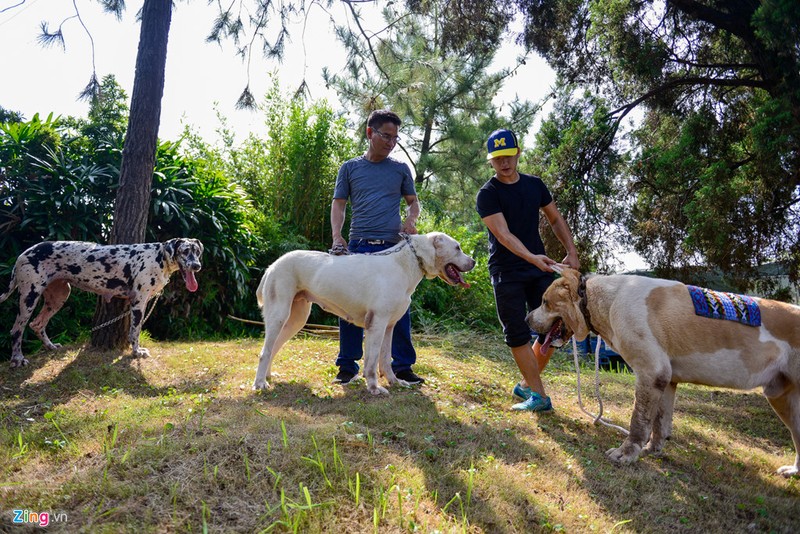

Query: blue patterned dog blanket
687,285,761,327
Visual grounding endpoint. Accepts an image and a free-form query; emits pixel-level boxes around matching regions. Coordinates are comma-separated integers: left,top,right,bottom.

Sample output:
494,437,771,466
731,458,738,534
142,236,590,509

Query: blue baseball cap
486,129,520,159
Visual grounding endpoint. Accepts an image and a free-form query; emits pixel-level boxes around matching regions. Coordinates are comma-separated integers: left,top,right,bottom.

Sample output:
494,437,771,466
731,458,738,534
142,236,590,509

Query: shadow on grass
0,343,215,409
252,375,799,533
1,339,799,532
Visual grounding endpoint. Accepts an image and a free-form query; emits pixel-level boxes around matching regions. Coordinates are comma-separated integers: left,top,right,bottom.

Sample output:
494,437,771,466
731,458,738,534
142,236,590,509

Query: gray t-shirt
333,155,416,242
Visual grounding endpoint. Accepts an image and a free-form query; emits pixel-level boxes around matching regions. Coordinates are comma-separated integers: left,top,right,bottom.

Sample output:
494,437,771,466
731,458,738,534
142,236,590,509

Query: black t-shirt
475,173,553,277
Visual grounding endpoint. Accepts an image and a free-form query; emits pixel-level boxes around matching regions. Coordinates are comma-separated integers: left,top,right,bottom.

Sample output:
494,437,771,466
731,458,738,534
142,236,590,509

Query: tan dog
526,268,800,477
254,232,475,395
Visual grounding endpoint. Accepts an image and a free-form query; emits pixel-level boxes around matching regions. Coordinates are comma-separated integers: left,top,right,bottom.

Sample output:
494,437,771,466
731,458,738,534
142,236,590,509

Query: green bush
142,138,259,340
0,107,260,355
412,221,499,333
0,83,501,362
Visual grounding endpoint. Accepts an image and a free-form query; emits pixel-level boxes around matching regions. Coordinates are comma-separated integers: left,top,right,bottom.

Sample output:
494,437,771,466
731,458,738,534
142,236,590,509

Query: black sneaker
333,370,357,384
395,369,425,384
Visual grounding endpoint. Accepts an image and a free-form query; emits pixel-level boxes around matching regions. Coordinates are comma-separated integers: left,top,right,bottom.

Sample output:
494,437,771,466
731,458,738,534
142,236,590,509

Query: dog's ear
164,238,183,259
561,270,591,339
560,268,583,309
431,232,457,252
546,276,589,340
560,268,581,286
183,238,203,255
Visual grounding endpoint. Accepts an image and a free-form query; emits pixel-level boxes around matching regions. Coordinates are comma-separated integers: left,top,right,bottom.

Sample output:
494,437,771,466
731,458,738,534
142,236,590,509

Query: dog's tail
0,267,17,304
256,270,267,308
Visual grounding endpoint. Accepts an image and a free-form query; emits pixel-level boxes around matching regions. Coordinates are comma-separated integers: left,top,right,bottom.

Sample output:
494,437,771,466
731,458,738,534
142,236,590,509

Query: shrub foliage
0,79,499,359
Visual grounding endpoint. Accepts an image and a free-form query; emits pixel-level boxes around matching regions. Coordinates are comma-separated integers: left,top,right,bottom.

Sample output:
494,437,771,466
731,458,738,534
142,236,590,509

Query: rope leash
549,264,627,434
90,292,162,332
571,336,629,435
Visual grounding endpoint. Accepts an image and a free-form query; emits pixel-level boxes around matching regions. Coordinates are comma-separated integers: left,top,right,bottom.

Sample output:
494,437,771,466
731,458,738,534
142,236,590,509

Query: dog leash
91,292,162,332
328,234,426,274
399,233,426,274
549,264,628,433
571,336,629,435
328,243,349,255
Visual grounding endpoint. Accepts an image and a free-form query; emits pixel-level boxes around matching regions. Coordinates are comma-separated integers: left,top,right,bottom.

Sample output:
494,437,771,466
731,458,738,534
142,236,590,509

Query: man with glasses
330,109,423,385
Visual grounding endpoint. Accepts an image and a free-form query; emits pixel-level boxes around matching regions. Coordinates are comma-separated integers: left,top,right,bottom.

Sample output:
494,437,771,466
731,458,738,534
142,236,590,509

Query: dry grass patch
1,332,798,532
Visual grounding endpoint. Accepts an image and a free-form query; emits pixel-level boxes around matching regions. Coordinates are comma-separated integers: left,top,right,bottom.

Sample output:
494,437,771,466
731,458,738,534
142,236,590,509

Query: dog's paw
9,356,29,368
252,379,271,391
133,347,151,358
777,465,799,477
641,442,665,458
382,373,406,387
605,445,641,464
43,342,63,351
368,385,390,396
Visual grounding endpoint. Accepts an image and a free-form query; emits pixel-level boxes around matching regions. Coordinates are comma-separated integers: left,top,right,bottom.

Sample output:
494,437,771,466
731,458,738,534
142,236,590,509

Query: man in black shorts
476,129,580,411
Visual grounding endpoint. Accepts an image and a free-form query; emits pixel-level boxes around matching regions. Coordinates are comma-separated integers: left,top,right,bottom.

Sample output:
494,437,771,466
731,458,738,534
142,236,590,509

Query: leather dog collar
578,274,597,335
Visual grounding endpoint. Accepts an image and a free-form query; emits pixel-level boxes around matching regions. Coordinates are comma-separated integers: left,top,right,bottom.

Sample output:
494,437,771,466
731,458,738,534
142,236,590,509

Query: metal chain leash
327,234,425,272
90,292,162,332
398,233,426,273
329,235,408,257
364,240,407,257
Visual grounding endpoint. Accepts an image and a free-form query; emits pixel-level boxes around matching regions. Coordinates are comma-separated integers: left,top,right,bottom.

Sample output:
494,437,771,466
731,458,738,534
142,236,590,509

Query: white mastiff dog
527,268,800,477
254,232,475,395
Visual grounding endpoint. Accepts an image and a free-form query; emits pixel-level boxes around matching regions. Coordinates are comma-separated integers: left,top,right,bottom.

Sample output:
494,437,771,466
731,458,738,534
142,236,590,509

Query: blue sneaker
511,392,553,412
512,383,532,400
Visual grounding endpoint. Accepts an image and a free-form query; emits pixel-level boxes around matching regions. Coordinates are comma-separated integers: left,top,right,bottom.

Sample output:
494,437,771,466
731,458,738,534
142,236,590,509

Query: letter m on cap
494,138,506,148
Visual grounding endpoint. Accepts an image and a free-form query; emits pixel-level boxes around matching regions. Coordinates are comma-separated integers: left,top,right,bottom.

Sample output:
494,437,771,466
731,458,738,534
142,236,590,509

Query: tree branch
667,58,760,71
667,0,755,41
341,0,391,82
607,75,771,119
0,0,25,15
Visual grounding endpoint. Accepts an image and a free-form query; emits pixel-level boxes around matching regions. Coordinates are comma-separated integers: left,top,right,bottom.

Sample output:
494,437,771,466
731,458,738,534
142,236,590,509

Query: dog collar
399,233,426,275
578,274,598,335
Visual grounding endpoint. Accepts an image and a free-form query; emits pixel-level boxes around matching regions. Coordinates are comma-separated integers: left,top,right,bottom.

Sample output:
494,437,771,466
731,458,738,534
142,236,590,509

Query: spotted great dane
0,238,203,367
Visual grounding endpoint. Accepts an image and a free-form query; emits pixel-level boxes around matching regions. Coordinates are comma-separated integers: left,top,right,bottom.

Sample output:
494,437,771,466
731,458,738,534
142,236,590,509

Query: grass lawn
1,331,798,532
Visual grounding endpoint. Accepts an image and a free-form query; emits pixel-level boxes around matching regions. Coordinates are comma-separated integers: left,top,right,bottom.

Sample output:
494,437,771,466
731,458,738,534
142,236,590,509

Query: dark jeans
335,239,417,375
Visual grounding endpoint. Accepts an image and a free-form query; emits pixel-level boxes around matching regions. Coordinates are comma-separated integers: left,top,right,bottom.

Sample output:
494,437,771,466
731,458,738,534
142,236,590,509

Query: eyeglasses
373,130,401,143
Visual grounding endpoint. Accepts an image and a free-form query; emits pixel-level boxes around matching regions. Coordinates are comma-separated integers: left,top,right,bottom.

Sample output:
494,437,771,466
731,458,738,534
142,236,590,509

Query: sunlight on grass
1,333,798,532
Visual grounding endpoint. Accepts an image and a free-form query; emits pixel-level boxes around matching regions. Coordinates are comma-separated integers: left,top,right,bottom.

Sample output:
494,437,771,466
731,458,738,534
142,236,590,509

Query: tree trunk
91,0,172,351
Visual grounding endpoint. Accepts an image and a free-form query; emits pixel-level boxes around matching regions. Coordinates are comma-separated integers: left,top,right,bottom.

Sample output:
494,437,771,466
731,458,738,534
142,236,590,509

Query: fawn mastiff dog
254,232,475,395
0,238,203,366
526,268,800,477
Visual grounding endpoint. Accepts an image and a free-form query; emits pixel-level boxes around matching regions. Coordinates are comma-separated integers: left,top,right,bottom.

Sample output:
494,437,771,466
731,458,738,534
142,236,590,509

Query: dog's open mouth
181,268,199,292
444,263,470,288
540,319,567,353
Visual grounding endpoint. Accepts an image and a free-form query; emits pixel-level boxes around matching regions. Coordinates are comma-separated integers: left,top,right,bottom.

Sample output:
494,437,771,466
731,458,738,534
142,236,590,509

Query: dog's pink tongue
184,270,199,292
540,331,553,354
448,265,470,288
539,321,560,354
